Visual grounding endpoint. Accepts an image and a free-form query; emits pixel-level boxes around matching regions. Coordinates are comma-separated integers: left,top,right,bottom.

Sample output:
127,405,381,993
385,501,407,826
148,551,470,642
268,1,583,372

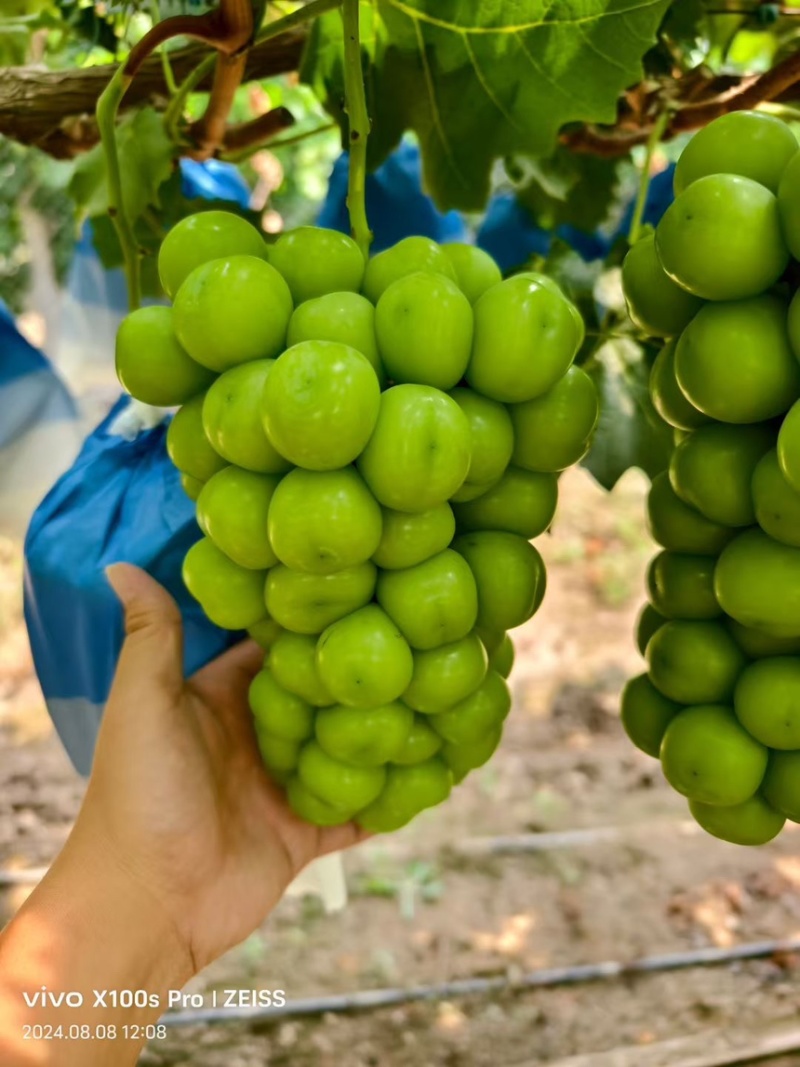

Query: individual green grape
261,340,380,471
362,236,456,303
256,734,300,783
264,562,376,634
778,150,800,260
636,603,667,657
115,306,215,405
180,473,204,501
429,670,511,746
689,795,785,846
248,617,283,651
734,657,800,749
298,741,386,812
762,750,800,821
173,255,293,371
509,366,599,473
268,631,332,707
669,422,774,527
674,111,798,195
286,292,384,384
715,528,800,637
202,361,291,474
392,717,443,765
752,449,800,548
655,174,789,301
649,341,709,432
440,725,503,783
453,531,546,633
448,388,514,501
371,503,456,570
182,537,267,630
357,759,453,832
286,777,356,826
647,620,747,704
646,551,720,620
621,234,704,337
647,471,733,555
660,704,767,806
315,703,413,767
674,296,799,424
453,467,557,540
249,668,314,741
316,604,414,708
196,467,281,570
468,274,582,402
375,271,473,389
402,633,488,714
620,673,682,758
440,243,502,303
267,467,382,575
268,227,365,303
356,385,471,512
158,210,268,298
727,619,800,658
166,394,228,483
488,633,514,678
376,550,478,651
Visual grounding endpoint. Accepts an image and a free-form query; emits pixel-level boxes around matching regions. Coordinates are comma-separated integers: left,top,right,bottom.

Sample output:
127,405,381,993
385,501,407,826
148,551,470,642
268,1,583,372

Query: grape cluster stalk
622,110,800,846
115,213,598,831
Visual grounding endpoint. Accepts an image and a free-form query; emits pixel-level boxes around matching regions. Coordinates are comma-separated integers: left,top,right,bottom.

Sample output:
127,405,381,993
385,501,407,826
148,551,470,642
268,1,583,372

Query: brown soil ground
2,469,800,1066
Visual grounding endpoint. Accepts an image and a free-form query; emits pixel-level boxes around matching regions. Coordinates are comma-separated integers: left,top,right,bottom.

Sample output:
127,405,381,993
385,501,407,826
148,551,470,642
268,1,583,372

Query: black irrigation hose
161,936,800,1028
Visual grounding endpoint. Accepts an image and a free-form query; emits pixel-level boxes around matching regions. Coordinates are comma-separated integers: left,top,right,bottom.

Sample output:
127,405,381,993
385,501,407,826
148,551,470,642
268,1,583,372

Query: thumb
106,563,185,696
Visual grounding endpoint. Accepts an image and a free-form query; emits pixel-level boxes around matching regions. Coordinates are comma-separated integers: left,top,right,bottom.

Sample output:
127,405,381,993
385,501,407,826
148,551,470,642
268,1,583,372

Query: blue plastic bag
0,301,82,539
24,398,238,775
317,140,467,251
26,158,255,774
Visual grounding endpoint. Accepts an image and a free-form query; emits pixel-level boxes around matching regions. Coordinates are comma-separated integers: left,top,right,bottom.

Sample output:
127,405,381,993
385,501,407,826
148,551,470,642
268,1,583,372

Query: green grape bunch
115,211,598,832
622,109,800,847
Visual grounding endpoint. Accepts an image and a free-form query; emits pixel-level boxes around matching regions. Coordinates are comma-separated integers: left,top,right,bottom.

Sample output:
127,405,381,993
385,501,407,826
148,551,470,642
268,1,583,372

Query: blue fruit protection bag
23,398,237,775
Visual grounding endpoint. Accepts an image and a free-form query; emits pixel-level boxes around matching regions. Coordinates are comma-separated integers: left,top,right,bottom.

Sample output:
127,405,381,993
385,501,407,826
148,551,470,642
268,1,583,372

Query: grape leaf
582,338,673,490
304,0,671,210
69,108,177,225
512,149,622,233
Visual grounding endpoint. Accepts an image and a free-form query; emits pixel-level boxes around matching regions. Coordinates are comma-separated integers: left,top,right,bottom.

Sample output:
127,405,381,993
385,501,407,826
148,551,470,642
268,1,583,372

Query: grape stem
627,110,668,246
342,0,373,258
96,65,140,312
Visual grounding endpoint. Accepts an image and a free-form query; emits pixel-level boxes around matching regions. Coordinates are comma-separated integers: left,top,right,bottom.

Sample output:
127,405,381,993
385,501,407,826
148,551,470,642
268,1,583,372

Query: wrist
0,832,193,1066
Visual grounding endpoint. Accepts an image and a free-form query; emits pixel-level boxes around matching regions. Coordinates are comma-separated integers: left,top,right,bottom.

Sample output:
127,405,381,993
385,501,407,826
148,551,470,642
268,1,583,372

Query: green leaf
512,149,622,232
582,337,673,490
69,108,177,224
304,0,672,210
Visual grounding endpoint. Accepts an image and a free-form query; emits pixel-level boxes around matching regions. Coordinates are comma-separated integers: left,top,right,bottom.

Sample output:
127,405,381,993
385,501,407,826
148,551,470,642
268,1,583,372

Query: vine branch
0,31,307,157
342,0,372,258
563,50,800,157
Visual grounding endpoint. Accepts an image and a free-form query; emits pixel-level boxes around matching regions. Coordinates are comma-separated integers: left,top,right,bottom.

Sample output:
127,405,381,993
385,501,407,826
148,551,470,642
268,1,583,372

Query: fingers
316,822,373,857
189,639,265,739
106,563,185,698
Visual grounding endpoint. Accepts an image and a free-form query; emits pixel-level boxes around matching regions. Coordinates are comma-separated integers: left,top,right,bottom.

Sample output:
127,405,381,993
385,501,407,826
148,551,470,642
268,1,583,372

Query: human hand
70,563,366,980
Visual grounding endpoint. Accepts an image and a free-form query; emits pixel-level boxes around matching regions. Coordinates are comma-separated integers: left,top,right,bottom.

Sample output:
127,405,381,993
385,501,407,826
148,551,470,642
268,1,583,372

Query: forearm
0,835,192,1066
